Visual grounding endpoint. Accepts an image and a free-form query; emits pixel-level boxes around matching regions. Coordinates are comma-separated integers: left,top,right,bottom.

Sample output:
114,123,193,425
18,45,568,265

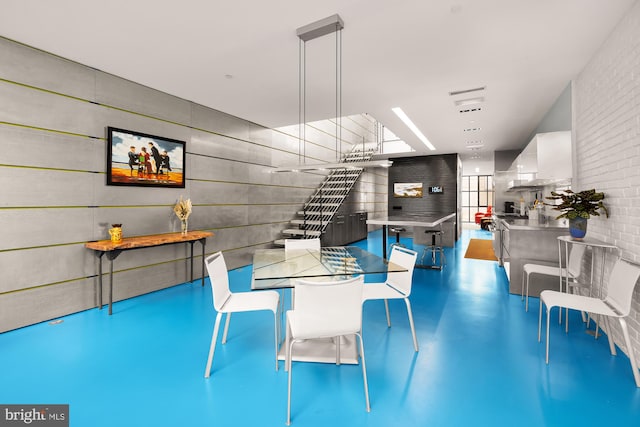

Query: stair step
315,194,347,199
282,229,322,237
305,203,340,207
322,180,353,186
291,219,326,226
297,211,334,216
315,187,349,192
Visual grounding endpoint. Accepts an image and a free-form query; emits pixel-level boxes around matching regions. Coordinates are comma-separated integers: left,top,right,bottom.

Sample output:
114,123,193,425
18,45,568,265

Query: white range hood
506,131,572,191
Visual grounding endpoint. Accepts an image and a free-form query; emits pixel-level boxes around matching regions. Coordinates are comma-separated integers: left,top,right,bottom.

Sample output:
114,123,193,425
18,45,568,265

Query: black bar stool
389,226,406,251
421,229,445,269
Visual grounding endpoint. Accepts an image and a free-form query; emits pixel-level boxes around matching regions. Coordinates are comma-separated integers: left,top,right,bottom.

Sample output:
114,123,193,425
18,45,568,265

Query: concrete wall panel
0,38,95,100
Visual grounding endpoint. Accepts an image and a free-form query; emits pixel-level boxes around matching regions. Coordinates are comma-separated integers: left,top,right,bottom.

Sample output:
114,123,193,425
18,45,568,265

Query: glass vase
181,219,188,236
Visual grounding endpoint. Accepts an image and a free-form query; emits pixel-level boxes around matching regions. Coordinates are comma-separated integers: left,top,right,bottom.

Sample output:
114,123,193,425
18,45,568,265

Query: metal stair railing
285,141,378,240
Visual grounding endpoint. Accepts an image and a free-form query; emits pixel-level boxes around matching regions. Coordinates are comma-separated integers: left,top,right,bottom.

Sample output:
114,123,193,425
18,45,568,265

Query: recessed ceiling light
454,97,484,107
391,107,435,150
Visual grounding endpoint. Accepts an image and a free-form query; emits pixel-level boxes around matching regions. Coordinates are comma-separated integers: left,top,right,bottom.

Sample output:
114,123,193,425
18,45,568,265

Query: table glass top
251,246,406,290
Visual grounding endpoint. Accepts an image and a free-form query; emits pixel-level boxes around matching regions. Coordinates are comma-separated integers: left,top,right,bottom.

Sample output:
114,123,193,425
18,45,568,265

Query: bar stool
389,227,406,251
421,229,445,269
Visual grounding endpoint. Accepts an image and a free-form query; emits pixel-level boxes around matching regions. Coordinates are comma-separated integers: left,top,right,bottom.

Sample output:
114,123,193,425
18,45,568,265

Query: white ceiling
1,0,635,159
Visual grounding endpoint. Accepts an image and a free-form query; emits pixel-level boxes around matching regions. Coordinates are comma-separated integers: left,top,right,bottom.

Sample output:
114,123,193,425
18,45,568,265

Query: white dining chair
362,246,419,351
285,275,370,425
538,257,640,387
203,251,280,378
284,238,321,252
522,243,586,313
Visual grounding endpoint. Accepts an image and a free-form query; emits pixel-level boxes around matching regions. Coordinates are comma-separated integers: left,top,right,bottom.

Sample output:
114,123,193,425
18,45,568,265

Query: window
461,175,494,224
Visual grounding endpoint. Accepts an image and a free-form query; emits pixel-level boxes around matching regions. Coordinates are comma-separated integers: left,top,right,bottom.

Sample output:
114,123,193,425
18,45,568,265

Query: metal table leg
105,250,122,315
201,238,207,286
382,225,388,260
95,251,105,309
189,241,195,283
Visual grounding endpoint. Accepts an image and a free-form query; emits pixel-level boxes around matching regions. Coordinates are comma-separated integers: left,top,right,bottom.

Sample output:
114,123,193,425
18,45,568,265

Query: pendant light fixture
268,14,392,173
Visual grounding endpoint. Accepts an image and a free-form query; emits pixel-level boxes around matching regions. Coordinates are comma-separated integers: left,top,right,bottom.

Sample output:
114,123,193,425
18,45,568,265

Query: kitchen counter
500,217,568,230
493,216,569,297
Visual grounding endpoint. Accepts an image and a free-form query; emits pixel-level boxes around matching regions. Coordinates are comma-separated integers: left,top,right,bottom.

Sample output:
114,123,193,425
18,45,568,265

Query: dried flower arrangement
173,196,192,234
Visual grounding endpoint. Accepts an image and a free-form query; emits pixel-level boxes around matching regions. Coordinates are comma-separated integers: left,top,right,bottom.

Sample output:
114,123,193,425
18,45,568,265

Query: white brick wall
574,0,640,365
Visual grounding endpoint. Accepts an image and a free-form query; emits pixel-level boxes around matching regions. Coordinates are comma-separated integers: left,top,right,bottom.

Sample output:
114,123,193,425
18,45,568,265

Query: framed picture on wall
106,127,186,188
393,182,423,198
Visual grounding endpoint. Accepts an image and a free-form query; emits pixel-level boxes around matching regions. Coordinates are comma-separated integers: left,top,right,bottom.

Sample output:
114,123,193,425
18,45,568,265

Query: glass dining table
251,246,407,364
251,246,406,290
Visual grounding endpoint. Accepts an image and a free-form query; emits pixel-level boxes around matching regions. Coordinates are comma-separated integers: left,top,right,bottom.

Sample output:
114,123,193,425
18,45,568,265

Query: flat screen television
106,127,186,188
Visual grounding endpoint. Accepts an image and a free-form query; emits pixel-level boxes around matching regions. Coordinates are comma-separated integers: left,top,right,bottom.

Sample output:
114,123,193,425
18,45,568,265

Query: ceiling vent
449,86,486,96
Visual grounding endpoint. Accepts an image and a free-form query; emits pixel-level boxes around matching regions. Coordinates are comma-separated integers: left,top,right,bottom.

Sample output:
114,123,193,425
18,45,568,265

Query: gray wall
0,37,386,332
386,154,458,214
524,82,572,146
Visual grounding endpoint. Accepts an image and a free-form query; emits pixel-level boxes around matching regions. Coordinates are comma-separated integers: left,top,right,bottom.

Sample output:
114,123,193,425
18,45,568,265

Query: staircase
274,145,377,246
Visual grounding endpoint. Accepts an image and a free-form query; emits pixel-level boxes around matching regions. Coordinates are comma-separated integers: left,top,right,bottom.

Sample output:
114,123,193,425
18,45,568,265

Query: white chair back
205,252,232,311
285,238,321,252
386,246,418,296
291,276,364,339
604,258,640,315
566,243,586,278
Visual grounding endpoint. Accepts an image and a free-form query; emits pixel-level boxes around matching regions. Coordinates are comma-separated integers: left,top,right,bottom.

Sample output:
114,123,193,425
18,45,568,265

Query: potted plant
545,189,609,240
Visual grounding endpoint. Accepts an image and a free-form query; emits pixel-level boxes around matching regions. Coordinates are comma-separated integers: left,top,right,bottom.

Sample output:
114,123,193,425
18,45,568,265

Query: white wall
573,0,640,367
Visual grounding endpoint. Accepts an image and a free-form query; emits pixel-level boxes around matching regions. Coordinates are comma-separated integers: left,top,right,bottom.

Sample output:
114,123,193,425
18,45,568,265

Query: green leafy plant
545,189,609,220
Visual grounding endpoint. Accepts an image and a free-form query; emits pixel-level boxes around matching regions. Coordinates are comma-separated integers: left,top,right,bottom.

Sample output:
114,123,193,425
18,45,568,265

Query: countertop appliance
504,201,515,214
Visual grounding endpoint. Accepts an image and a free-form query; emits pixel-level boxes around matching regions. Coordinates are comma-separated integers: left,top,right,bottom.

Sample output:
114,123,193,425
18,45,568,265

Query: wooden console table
85,231,213,314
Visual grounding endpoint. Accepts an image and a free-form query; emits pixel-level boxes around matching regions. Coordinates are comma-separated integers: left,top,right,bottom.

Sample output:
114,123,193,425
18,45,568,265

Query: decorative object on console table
173,196,192,235
108,224,122,243
545,189,609,240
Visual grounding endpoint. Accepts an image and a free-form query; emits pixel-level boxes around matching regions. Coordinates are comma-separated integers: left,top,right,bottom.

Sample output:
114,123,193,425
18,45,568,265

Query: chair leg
525,273,530,312
273,311,279,371
602,315,617,356
222,312,232,344
404,298,419,352
286,340,296,425
538,299,543,342
545,305,552,364
558,275,563,325
384,299,391,327
356,332,371,412
204,312,223,378
336,336,341,365
285,313,291,372
618,318,640,387
521,270,526,301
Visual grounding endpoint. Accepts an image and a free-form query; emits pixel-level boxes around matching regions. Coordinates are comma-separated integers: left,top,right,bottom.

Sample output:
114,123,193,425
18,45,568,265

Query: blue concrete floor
1,229,640,426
